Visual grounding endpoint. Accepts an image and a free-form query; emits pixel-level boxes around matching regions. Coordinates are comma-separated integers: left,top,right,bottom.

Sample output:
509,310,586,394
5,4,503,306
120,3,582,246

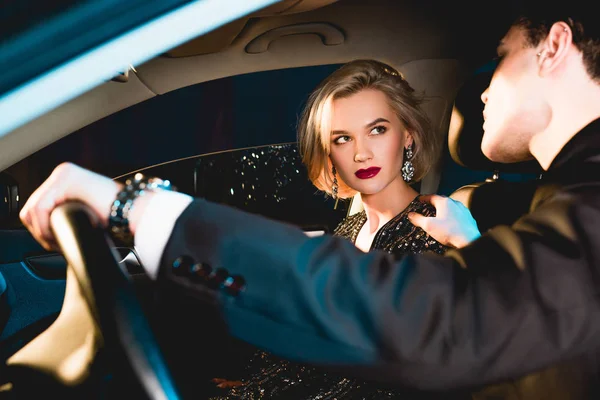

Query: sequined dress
210,195,446,400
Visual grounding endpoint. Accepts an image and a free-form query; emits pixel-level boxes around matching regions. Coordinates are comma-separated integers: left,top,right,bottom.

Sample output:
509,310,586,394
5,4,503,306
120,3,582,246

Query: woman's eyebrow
331,129,348,136
365,117,390,128
331,118,391,135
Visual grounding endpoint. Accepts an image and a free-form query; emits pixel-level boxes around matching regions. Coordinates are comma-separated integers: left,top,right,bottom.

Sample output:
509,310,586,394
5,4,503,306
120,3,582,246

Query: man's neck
530,82,600,170
530,115,599,170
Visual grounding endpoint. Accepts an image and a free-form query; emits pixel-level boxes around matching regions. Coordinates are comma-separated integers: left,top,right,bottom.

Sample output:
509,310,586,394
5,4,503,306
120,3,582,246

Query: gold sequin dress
210,196,447,400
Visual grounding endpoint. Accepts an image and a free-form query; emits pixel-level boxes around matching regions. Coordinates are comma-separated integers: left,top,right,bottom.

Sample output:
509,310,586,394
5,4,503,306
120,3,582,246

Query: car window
126,143,348,232
9,64,339,179
3,64,347,230
194,143,346,231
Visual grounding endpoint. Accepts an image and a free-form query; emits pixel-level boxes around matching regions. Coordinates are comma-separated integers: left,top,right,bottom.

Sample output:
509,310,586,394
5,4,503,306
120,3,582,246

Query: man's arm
145,192,600,390
18,163,596,390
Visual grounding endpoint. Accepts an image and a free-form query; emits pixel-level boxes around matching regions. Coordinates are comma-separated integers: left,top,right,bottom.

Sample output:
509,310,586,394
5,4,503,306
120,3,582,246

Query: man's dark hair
512,1,600,81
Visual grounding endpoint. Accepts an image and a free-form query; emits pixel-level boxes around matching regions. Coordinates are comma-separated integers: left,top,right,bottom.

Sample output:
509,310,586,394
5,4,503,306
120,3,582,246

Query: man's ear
538,22,572,76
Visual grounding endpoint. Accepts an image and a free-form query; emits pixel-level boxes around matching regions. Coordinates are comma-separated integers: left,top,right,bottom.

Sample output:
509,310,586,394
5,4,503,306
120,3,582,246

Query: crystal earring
332,164,339,209
402,144,414,182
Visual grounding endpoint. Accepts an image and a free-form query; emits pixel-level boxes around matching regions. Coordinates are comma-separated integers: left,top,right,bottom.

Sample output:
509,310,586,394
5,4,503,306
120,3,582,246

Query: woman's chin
353,185,383,197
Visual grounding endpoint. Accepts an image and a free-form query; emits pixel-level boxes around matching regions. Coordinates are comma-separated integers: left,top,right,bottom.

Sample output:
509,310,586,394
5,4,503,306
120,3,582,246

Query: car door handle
245,22,344,54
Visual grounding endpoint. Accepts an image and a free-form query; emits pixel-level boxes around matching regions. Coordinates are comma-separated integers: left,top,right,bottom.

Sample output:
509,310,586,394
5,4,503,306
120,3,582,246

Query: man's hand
408,194,481,248
20,162,121,251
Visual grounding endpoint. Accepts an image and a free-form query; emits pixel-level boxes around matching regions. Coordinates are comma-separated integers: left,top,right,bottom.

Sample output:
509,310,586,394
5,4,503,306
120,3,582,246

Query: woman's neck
360,178,418,235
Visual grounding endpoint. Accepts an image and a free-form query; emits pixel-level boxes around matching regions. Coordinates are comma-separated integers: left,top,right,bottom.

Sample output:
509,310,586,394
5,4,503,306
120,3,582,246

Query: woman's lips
355,167,381,179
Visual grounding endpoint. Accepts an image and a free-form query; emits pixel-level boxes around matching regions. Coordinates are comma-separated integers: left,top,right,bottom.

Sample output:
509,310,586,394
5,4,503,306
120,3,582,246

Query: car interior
0,0,543,398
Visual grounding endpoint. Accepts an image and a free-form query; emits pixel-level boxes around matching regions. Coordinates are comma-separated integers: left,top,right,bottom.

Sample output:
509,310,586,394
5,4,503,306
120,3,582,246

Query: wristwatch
108,173,173,245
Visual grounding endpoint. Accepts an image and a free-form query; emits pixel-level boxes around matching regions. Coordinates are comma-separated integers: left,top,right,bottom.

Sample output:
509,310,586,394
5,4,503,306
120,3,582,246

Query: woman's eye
333,135,351,144
371,126,387,135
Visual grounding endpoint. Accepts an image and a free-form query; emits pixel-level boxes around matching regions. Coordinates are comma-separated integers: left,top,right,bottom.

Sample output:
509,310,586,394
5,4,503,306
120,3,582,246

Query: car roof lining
164,0,341,58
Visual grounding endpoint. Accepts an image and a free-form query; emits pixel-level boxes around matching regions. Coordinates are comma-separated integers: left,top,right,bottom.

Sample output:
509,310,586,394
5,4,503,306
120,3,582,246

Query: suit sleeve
156,193,600,390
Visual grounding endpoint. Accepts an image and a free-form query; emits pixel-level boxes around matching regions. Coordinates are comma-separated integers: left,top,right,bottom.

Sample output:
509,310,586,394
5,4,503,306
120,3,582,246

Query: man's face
480,26,551,163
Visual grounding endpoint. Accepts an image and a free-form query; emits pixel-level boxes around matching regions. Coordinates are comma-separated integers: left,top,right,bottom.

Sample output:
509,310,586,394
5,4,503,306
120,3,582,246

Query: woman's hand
20,162,122,251
408,194,481,248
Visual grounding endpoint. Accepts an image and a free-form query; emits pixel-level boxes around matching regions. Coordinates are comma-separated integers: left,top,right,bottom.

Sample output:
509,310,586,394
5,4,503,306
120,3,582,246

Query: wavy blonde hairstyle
298,59,437,199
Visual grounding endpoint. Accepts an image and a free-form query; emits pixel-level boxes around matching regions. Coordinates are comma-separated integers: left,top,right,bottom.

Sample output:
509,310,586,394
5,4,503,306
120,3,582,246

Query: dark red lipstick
355,167,381,179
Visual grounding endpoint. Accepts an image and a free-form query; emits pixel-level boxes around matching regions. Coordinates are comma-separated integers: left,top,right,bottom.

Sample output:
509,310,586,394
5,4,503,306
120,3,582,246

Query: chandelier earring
402,144,414,182
331,164,339,209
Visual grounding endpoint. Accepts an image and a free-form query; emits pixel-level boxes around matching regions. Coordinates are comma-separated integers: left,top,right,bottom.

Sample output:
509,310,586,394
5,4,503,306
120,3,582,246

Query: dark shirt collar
548,117,600,172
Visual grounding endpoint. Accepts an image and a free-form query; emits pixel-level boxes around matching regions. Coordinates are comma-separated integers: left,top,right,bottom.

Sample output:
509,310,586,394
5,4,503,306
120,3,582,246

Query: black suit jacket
157,119,600,395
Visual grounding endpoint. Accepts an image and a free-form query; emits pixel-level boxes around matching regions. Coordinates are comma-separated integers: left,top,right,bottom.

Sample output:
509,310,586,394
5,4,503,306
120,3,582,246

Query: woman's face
329,88,413,196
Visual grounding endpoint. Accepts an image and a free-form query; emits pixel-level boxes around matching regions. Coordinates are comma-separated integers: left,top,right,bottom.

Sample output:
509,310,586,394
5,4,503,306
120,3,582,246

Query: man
20,1,600,395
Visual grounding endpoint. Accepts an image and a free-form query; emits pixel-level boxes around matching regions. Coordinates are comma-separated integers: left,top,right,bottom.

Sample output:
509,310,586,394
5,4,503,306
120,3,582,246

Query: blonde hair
298,59,437,199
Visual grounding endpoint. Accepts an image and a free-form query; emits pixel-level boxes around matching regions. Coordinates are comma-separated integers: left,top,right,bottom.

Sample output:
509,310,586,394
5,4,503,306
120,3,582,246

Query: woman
210,59,448,399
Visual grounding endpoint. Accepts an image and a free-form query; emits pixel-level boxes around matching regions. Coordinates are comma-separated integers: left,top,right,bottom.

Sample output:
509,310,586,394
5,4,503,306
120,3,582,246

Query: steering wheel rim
50,202,181,399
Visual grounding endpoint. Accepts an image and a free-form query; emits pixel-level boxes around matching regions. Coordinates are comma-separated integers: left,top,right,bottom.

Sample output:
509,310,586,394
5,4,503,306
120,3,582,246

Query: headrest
448,66,542,174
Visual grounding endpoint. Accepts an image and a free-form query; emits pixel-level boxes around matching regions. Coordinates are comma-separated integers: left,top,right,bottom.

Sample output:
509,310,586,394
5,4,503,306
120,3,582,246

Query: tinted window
122,143,348,233
4,65,341,202
4,65,346,230
194,143,346,231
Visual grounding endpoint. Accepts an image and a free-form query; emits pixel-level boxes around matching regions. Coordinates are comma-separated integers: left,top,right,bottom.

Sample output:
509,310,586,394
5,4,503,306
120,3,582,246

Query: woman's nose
354,140,373,162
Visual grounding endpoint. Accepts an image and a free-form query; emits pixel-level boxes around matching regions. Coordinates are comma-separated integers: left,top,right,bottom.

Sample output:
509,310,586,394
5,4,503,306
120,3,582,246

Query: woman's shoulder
409,195,437,217
389,195,446,255
332,211,366,239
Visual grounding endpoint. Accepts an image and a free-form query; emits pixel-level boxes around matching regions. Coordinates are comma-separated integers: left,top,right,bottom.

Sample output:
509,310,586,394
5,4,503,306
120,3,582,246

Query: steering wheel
7,202,181,399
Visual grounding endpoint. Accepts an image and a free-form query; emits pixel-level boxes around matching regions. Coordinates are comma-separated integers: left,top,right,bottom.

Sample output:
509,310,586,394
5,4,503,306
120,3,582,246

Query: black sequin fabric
210,196,447,400
333,195,446,256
